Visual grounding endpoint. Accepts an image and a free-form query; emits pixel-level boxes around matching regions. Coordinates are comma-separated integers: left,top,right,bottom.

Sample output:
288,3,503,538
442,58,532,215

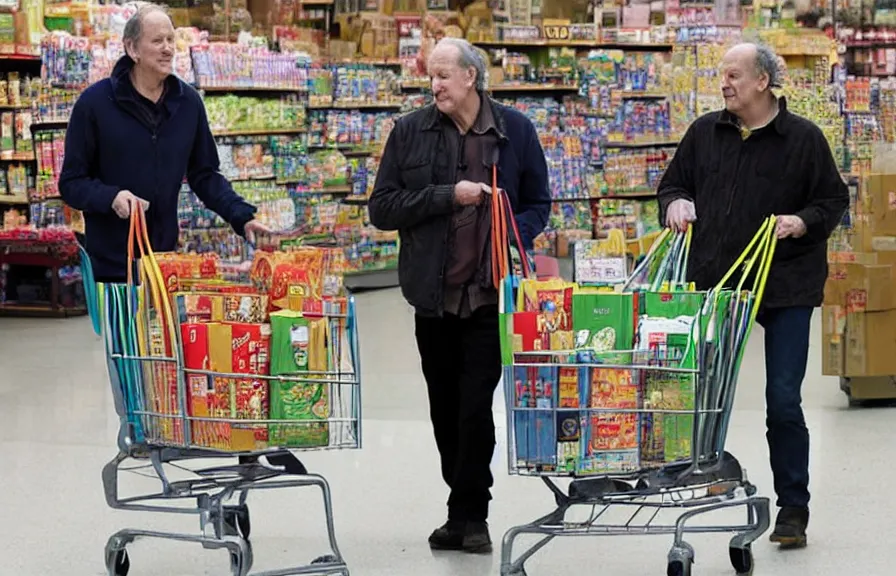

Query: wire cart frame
89,244,361,576
499,221,780,576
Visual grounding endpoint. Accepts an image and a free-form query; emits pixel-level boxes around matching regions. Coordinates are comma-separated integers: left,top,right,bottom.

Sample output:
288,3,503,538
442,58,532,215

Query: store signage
542,25,571,41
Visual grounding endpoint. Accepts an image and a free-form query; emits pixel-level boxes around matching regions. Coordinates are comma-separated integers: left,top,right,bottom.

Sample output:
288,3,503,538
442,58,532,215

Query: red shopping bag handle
490,165,532,288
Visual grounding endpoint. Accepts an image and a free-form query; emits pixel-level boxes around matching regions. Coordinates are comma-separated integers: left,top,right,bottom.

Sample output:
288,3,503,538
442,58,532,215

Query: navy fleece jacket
59,56,256,280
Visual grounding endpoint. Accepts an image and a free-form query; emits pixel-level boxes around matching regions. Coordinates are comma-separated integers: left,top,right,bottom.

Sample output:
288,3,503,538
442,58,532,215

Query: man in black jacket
658,42,848,548
368,37,550,553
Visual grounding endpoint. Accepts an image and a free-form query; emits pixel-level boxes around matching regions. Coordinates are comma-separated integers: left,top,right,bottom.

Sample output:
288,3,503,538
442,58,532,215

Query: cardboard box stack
823,172,896,400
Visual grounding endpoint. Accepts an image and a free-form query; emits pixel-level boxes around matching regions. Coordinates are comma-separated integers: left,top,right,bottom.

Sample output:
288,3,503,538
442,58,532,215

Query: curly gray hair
754,43,782,89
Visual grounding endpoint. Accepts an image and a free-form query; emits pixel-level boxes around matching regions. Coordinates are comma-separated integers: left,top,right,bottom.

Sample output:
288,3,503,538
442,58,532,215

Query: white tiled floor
1,288,894,576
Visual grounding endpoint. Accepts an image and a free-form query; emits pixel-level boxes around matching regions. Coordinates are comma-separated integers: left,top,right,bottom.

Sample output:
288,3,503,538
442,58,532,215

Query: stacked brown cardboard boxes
823,173,896,401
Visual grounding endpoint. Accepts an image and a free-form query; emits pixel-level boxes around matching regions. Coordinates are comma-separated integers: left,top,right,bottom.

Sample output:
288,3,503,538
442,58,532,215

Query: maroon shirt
442,101,500,317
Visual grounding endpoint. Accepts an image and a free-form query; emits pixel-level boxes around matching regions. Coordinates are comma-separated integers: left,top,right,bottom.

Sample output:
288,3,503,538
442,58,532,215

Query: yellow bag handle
712,215,779,318
129,209,181,434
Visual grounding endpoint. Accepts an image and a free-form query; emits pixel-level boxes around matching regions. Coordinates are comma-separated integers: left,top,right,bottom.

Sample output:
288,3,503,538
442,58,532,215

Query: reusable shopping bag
101,209,181,445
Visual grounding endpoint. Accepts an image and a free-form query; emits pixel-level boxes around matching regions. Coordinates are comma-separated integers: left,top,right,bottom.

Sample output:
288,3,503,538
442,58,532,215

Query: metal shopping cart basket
497,218,780,576
85,211,361,576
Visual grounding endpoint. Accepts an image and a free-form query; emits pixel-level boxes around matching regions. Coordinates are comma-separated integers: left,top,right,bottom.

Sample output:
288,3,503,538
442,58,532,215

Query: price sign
542,25,571,41
573,239,628,285
575,257,627,284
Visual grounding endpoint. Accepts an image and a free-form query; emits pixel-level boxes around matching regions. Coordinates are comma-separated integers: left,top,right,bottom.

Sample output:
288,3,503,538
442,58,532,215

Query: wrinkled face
720,48,767,114
128,11,175,78
428,45,477,115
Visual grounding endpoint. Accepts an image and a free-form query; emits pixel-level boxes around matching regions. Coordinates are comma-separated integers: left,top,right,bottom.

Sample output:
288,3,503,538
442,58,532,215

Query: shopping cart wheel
728,544,753,575
229,540,253,576
667,544,694,576
108,548,130,576
666,559,692,576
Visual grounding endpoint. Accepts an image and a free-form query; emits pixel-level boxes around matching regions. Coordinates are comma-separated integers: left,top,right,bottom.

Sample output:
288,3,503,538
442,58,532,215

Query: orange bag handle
128,208,178,356
490,164,532,288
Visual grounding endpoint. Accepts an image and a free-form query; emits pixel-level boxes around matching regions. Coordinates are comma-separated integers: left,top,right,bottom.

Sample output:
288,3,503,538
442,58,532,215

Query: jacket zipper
151,128,159,242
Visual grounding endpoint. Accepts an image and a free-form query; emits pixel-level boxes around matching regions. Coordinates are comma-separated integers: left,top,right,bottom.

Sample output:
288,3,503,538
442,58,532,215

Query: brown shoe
769,506,808,548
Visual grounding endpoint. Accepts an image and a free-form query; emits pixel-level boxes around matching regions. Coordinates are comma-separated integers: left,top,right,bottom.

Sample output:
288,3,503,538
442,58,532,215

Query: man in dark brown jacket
369,37,550,553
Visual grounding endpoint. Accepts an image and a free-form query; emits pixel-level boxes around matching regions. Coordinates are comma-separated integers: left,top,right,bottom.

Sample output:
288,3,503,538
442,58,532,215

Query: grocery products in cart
92,210,359,576
497,217,779,576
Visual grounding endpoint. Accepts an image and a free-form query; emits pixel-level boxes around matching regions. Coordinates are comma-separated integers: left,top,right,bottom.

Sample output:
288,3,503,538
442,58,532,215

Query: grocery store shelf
474,40,674,50
0,303,87,318
199,85,308,93
0,152,35,161
308,102,403,110
212,128,306,137
342,196,369,205
614,90,668,99
329,57,401,66
0,196,28,205
344,268,399,291
0,53,40,62
604,139,679,148
551,190,656,202
300,186,353,195
30,120,69,131
490,83,579,92
307,144,381,156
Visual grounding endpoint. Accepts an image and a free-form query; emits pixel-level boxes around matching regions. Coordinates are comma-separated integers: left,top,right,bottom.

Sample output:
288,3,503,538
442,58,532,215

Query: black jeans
758,306,813,509
414,304,502,523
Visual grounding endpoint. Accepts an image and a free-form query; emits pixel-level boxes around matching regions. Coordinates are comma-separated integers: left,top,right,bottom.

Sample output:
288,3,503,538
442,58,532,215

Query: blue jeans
757,306,813,509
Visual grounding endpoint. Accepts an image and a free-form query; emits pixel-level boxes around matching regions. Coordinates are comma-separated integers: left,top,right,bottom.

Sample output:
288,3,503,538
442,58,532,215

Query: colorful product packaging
268,310,330,448
208,322,272,451
181,322,231,450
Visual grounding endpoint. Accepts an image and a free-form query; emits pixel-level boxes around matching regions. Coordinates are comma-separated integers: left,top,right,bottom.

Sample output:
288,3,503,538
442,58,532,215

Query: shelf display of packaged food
8,6,862,288
204,94,307,134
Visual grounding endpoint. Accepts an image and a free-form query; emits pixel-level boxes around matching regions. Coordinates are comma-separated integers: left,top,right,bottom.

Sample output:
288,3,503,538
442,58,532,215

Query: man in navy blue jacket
59,4,268,281
368,38,550,554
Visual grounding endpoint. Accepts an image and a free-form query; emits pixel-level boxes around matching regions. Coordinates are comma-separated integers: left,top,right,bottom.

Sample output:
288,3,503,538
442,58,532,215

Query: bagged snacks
268,310,330,447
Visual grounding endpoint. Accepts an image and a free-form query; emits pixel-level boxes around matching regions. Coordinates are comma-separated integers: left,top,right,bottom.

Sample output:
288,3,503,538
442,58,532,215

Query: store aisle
0,288,893,576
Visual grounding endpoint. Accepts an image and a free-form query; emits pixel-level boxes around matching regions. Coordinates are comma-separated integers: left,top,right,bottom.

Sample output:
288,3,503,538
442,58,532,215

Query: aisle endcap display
0,225,85,317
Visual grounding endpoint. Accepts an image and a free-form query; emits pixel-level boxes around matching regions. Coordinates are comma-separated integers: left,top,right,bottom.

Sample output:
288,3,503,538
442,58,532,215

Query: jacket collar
717,94,790,136
422,91,508,141
110,55,184,118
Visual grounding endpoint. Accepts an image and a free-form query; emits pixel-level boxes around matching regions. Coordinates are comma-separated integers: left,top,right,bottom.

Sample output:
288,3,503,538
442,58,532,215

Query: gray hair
122,3,169,54
436,37,488,91
754,43,782,89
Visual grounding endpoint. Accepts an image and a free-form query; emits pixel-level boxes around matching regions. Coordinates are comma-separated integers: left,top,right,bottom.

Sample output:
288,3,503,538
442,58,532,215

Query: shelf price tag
542,25,571,41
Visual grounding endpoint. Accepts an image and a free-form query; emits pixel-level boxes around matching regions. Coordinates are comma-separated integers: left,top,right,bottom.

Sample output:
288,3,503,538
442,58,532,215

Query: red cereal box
207,323,272,450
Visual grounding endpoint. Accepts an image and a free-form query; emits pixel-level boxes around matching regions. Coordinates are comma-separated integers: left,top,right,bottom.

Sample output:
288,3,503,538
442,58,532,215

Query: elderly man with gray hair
657,42,848,548
369,37,550,553
59,2,269,282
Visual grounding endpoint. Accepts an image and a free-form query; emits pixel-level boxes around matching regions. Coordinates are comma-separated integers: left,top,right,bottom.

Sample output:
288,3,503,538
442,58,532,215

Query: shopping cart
497,218,779,576
88,211,361,576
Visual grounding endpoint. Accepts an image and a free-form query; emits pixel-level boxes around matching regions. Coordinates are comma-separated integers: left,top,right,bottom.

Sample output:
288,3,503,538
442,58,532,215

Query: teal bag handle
79,244,101,336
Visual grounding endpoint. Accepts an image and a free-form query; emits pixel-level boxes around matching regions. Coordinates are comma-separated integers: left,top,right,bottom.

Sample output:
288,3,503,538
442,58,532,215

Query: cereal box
208,322,272,450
